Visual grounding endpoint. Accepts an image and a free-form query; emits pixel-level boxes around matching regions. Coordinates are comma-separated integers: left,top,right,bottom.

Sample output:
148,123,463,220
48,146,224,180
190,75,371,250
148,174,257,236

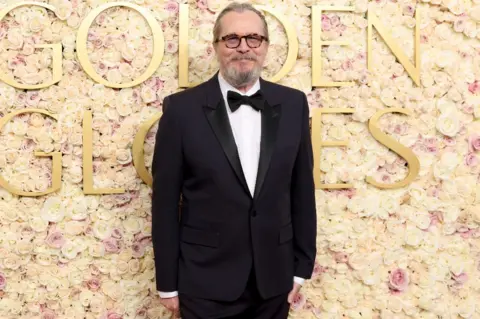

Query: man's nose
236,38,250,53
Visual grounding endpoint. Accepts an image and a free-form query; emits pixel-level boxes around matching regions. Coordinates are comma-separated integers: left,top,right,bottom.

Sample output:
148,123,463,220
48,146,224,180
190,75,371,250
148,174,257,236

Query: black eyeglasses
215,33,268,49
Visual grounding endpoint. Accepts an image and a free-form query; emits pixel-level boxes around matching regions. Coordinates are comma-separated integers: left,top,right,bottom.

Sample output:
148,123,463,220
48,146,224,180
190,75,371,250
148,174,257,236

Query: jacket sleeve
151,96,183,291
290,92,317,279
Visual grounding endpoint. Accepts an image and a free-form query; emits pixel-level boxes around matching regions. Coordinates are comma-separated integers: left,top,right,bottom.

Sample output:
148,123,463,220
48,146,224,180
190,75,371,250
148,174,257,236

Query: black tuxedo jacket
151,73,317,301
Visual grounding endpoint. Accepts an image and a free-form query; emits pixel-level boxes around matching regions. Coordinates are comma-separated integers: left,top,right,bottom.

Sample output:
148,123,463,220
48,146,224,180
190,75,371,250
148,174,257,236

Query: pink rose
334,252,349,263
164,1,179,13
100,311,123,319
454,19,466,32
452,272,468,285
45,231,66,249
132,243,146,258
86,277,101,291
468,134,480,152
111,228,123,239
330,15,340,27
468,81,480,94
41,309,56,319
107,313,122,319
165,41,178,54
460,229,474,239
0,272,6,290
443,136,456,146
388,268,409,292
197,0,208,10
311,262,327,277
429,212,442,229
103,238,121,253
465,153,479,167
321,15,332,31
403,5,415,16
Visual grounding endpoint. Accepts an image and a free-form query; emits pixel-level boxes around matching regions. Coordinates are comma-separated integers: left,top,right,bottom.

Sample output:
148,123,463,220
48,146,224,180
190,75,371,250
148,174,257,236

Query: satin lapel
253,81,282,200
203,73,251,197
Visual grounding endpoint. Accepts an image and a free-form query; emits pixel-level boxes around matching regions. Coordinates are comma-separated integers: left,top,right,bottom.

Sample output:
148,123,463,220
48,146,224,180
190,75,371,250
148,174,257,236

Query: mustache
230,55,257,61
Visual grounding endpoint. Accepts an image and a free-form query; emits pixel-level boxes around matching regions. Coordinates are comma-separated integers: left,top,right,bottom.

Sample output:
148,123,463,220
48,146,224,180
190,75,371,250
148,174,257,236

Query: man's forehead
220,11,264,34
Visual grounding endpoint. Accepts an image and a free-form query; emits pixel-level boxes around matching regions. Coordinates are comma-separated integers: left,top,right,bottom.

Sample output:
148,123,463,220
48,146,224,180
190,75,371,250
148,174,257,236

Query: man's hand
287,282,302,304
160,296,180,317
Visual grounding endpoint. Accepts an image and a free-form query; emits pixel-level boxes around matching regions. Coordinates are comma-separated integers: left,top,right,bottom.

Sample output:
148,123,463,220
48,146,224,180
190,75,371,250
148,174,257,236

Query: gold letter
312,108,355,189
132,113,162,186
0,2,62,89
255,5,298,83
82,111,124,194
0,109,62,196
76,2,164,88
311,6,355,87
367,108,420,188
368,9,420,86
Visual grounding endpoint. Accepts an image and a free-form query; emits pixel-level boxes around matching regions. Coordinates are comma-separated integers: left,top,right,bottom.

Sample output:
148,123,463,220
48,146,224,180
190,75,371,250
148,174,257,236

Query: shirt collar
218,72,261,101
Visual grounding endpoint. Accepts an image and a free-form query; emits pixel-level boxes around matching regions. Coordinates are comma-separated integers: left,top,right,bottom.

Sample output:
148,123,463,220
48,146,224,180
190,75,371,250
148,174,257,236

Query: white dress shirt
158,73,304,298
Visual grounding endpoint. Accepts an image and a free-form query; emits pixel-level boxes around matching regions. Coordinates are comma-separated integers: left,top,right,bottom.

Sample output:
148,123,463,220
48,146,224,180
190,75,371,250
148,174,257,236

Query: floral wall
0,0,479,318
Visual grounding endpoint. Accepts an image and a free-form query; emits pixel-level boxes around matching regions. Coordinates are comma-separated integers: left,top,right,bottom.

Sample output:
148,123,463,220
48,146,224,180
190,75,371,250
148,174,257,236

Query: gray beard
222,64,261,88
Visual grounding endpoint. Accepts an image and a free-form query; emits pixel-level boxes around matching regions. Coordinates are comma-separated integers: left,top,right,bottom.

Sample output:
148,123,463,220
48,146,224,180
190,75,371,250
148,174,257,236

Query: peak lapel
253,79,282,200
203,73,252,198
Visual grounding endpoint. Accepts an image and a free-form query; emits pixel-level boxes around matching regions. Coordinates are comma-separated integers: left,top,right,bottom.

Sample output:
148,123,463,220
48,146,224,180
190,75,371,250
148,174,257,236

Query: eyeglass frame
214,33,269,49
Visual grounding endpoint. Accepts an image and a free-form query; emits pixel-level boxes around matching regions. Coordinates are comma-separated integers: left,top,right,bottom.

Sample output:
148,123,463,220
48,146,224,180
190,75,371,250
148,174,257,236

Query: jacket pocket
279,223,293,244
181,226,219,248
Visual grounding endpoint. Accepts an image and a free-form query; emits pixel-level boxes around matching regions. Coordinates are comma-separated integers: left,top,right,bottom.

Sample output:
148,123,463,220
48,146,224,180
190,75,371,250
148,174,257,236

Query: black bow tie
227,90,265,112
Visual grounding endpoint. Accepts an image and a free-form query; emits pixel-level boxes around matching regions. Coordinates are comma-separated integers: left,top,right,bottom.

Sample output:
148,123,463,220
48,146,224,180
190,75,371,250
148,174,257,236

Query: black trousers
179,267,290,319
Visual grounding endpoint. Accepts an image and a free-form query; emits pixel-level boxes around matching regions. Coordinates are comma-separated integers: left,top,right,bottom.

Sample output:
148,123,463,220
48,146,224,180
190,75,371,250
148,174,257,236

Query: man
151,2,317,318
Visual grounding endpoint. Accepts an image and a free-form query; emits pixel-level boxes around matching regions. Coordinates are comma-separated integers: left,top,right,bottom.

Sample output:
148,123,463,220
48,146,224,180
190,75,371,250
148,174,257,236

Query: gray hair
212,2,269,43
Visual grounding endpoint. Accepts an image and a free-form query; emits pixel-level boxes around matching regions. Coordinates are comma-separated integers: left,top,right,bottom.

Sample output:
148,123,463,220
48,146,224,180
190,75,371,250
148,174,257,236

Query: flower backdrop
0,0,479,318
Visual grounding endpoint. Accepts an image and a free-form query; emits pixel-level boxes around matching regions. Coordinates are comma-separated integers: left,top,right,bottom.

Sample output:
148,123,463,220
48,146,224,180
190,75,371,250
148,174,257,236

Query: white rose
29,14,46,33
2,253,21,269
65,221,85,235
448,257,465,276
405,224,423,246
7,29,23,49
440,205,460,223
116,149,132,165
119,63,134,78
61,241,78,259
29,216,48,232
348,252,369,270
35,253,52,266
40,197,65,222
140,85,157,103
92,220,112,240
360,268,381,285
436,111,460,137
106,69,123,84
457,298,476,318
79,290,93,307
435,50,457,68
410,211,431,230
88,242,105,257
122,43,136,61
117,104,132,117
388,296,403,313
123,217,143,234
68,198,88,221
120,280,143,295
55,1,73,20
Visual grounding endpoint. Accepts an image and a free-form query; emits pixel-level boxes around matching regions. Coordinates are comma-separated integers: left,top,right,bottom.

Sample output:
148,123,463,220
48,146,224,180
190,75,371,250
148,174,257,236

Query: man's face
214,10,268,87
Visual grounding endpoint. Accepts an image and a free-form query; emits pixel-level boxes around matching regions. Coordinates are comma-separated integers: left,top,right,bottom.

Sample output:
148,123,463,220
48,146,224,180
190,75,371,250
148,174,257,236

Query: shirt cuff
158,291,178,298
294,276,305,285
